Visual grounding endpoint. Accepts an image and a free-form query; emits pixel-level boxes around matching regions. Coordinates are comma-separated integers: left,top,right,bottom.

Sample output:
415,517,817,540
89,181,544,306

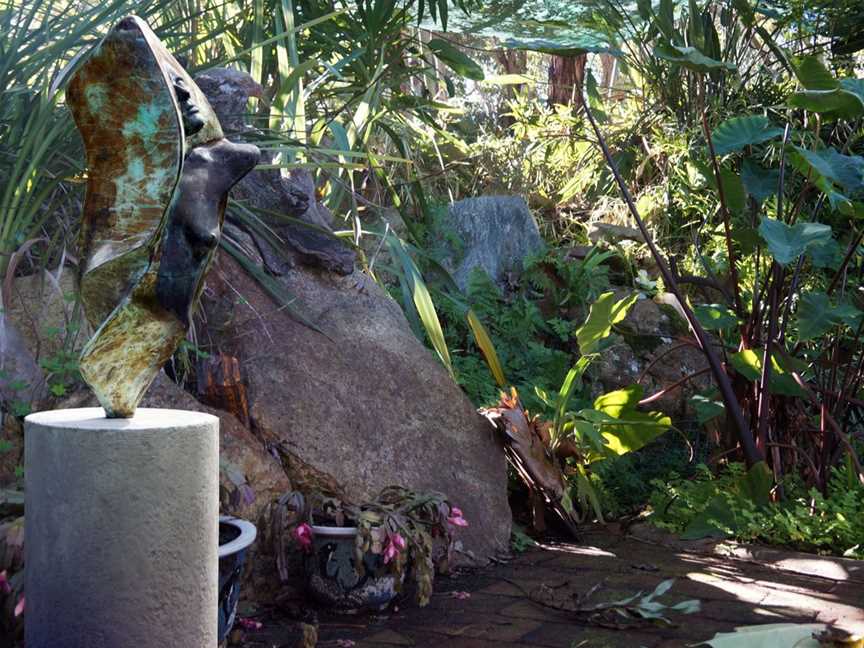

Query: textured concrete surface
25,408,219,648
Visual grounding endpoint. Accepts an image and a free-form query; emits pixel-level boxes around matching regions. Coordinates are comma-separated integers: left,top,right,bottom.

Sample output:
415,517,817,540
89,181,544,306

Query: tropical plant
581,39,864,497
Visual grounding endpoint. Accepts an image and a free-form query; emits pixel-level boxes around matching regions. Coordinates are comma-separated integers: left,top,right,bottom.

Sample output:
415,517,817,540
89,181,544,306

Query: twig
639,367,712,406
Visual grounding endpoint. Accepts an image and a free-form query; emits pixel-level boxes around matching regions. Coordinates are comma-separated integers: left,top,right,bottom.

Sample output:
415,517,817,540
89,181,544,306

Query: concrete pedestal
24,408,219,648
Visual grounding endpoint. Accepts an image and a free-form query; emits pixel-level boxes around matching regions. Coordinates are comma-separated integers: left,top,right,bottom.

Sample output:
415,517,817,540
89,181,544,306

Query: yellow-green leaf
467,309,506,387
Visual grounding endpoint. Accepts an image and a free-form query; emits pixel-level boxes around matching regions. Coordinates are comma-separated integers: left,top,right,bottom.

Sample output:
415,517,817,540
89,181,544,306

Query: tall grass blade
466,309,506,387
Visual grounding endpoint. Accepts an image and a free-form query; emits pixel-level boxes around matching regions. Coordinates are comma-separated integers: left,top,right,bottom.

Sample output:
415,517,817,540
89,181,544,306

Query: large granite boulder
194,70,512,561
435,196,545,290
200,252,512,561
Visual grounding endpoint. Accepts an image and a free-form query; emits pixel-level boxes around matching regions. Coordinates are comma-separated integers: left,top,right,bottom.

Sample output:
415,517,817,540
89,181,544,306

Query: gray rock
437,196,545,290
200,252,512,563
2,270,84,412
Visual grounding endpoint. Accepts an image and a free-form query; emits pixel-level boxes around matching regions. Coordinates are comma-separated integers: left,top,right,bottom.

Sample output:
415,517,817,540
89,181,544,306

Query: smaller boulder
435,196,545,290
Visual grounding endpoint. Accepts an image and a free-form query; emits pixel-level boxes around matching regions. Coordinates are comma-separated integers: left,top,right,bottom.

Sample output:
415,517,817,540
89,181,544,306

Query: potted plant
276,487,468,613
218,515,257,645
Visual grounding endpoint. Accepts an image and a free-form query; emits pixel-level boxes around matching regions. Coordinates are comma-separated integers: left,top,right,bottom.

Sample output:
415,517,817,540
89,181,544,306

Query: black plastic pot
218,516,257,644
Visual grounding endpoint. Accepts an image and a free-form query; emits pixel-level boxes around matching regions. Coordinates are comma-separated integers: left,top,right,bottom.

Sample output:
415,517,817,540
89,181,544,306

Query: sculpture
67,15,260,417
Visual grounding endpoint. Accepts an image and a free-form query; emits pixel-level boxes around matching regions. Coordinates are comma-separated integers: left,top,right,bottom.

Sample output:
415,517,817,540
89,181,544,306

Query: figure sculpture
67,15,260,417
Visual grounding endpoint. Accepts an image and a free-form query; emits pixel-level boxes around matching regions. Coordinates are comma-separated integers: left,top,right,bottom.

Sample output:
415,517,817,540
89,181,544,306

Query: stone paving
242,525,864,648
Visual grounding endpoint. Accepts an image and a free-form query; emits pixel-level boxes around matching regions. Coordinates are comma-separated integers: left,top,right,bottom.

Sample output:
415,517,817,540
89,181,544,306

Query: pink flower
391,532,406,551
447,506,468,528
14,595,24,617
238,617,262,631
0,571,10,595
451,591,471,600
336,640,356,648
383,532,406,565
293,523,313,552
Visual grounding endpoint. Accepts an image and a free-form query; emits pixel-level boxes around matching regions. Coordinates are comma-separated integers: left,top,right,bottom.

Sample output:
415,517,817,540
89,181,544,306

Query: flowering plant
278,486,468,606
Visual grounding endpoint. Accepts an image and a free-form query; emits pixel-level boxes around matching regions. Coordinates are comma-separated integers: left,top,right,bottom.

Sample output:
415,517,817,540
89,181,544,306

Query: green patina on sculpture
67,16,259,417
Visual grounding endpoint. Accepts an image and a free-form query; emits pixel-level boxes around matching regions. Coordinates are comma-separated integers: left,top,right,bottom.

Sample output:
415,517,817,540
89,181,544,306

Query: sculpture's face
170,71,205,137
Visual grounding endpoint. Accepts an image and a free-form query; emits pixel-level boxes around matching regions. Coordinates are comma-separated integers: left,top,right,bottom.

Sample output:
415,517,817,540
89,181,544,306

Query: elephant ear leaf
789,56,864,120
654,43,736,73
576,291,637,354
427,39,484,81
794,56,837,90
757,218,831,265
711,116,784,155
588,385,671,458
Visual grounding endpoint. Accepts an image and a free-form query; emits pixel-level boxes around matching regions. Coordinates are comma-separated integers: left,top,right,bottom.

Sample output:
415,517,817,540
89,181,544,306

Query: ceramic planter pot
218,516,257,644
304,525,402,613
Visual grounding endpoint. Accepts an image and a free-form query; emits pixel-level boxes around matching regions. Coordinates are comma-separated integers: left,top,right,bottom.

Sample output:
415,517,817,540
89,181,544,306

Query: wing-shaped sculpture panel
67,16,259,417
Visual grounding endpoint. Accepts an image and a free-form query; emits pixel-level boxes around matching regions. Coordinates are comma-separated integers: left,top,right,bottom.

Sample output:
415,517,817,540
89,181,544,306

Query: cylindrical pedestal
25,408,219,648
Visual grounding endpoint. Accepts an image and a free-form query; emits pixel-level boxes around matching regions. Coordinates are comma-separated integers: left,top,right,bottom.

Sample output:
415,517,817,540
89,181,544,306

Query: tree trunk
548,54,587,107
493,49,527,127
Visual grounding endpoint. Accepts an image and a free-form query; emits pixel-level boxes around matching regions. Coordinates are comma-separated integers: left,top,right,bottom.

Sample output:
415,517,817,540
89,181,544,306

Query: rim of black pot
310,524,358,537
219,515,257,558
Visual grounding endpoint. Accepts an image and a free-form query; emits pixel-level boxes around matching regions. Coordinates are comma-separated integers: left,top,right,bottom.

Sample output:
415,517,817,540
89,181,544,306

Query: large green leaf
589,385,671,458
757,218,832,265
794,56,837,90
693,304,739,331
654,43,737,73
502,33,613,56
793,147,864,194
420,5,616,56
711,116,785,155
691,160,745,211
427,38,484,81
841,78,864,103
790,59,864,118
576,291,638,354
740,158,780,205
729,349,806,397
797,291,862,341
788,89,864,121
791,147,864,213
807,237,842,270
718,167,746,213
